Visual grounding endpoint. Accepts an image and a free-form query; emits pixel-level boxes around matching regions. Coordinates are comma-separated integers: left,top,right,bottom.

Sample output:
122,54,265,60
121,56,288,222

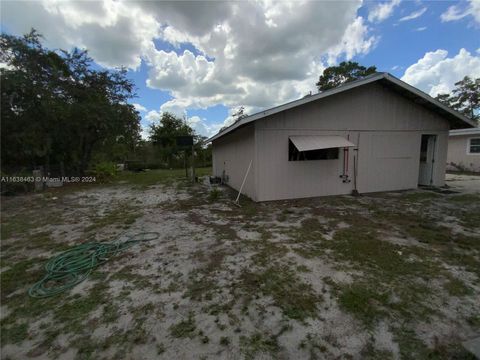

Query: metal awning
289,135,355,152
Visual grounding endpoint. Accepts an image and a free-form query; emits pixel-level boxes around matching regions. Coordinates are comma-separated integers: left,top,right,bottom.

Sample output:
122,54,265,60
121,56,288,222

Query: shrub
93,162,117,182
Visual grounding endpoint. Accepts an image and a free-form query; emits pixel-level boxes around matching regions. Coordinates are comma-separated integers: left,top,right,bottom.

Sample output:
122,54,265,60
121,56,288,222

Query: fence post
33,169,43,192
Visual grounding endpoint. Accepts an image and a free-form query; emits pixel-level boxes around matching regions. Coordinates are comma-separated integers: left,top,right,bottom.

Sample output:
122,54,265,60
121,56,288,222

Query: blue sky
2,0,480,138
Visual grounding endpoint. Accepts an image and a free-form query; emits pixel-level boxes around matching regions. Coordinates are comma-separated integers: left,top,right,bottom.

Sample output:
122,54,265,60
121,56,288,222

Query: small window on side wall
288,139,339,161
469,138,480,154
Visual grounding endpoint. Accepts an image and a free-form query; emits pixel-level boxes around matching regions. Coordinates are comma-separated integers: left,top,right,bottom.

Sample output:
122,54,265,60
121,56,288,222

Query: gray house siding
212,82,451,201
447,135,480,172
356,130,448,193
212,124,256,200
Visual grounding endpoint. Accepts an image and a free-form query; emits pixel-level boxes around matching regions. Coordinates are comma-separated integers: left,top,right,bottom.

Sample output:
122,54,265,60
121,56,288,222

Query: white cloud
414,26,427,32
2,0,379,128
401,48,480,96
186,116,224,138
440,0,480,24
142,109,222,138
1,0,160,69
399,7,426,22
326,17,378,65
132,103,147,112
140,125,150,140
144,110,161,123
138,0,377,117
368,0,401,23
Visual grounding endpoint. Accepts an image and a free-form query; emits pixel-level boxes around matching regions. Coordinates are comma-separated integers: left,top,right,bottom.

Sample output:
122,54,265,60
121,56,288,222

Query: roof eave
382,74,476,129
449,128,480,136
207,72,475,142
207,73,387,142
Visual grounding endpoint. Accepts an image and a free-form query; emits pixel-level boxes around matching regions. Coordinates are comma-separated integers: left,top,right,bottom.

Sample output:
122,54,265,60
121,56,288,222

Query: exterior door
418,134,436,185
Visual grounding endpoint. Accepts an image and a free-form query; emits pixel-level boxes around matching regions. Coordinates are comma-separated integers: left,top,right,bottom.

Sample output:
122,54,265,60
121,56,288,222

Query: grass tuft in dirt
170,312,196,339
443,277,472,297
338,284,389,327
240,332,279,360
239,265,321,321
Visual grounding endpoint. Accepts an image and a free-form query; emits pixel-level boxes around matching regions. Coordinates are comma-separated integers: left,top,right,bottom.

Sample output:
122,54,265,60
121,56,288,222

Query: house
447,128,480,173
208,73,475,201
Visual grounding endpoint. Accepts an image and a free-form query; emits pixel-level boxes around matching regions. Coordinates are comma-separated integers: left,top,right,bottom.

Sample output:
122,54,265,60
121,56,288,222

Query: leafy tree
0,30,141,174
149,112,195,168
435,76,479,124
232,106,248,122
316,61,377,92
195,137,212,168
217,106,249,133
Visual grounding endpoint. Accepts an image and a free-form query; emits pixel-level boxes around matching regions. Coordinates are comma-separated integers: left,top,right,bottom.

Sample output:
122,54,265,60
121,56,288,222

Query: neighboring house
208,73,475,201
447,128,480,173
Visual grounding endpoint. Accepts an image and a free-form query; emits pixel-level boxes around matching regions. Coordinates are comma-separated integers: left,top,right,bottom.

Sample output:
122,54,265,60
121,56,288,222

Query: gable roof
208,72,476,142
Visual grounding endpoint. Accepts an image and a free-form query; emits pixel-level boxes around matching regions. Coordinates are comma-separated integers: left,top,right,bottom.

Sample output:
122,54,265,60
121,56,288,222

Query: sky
1,0,480,139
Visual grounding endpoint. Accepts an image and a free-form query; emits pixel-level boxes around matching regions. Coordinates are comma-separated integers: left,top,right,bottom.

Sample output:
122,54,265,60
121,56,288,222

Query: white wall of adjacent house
447,135,480,173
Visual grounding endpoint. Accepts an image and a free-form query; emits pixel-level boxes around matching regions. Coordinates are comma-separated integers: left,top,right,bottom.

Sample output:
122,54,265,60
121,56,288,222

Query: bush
93,162,117,182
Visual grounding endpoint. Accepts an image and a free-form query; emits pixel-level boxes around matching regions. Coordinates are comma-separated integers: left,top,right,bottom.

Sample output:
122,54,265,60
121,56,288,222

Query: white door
418,135,436,185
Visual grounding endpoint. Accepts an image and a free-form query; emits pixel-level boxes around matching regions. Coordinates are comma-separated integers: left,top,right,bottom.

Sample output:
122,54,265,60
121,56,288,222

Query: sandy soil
1,174,479,359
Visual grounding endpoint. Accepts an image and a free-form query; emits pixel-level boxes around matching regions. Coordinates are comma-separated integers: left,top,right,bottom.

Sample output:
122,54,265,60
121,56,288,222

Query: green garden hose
28,232,160,298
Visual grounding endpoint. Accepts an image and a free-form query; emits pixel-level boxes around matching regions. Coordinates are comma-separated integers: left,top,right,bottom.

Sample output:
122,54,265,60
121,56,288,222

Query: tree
436,76,479,124
232,106,248,122
0,30,141,174
149,112,195,168
316,61,377,92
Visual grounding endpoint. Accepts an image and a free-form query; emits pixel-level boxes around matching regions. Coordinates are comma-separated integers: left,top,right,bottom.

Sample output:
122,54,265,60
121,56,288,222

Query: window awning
289,135,355,152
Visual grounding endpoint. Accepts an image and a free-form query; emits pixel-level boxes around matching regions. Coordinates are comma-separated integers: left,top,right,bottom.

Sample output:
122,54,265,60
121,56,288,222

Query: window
288,139,339,161
469,138,480,154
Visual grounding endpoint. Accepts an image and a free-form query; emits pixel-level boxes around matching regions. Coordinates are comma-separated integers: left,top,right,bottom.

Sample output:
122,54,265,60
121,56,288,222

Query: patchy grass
116,167,211,187
338,284,389,327
289,218,328,258
398,191,442,202
240,332,279,360
361,341,394,359
219,336,230,346
170,312,196,339
1,169,479,359
1,322,29,345
85,204,140,231
239,265,321,321
1,257,39,301
208,188,221,202
443,277,472,297
394,327,476,360
53,283,109,333
329,227,436,278
184,277,216,301
249,232,289,267
1,206,62,241
448,193,480,203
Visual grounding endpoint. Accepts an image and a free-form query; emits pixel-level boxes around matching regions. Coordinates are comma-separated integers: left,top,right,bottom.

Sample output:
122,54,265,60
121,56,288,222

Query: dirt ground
446,173,480,194
1,170,479,360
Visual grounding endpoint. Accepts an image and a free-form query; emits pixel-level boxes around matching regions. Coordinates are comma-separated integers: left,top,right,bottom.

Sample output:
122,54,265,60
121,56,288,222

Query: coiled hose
28,232,160,298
